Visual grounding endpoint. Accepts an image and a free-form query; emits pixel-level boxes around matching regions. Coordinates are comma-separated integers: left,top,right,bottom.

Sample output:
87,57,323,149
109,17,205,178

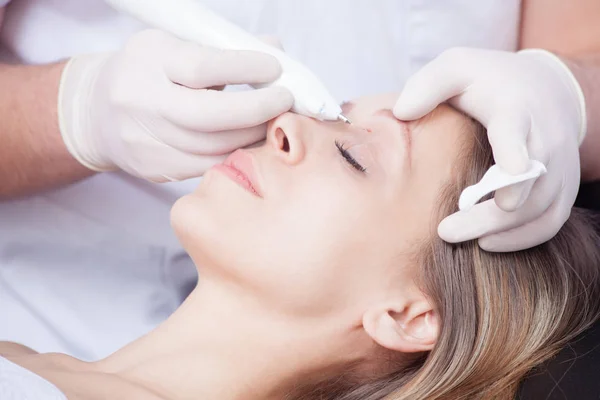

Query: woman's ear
362,296,439,353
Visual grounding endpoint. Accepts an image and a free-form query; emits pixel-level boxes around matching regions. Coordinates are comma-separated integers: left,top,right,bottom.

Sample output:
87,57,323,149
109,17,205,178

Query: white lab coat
0,0,521,360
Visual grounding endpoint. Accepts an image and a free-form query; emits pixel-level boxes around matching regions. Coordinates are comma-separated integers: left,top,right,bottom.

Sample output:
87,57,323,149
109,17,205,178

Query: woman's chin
170,195,198,245
169,185,242,267
171,169,233,230
192,168,220,195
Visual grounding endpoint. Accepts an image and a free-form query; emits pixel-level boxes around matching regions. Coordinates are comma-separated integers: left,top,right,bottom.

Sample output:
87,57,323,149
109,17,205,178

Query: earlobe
363,299,439,354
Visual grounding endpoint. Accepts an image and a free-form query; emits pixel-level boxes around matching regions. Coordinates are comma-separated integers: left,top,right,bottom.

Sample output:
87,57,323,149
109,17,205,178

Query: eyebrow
373,108,412,167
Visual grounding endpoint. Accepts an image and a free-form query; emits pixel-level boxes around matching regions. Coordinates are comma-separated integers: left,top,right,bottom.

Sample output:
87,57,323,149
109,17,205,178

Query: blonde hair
291,116,600,399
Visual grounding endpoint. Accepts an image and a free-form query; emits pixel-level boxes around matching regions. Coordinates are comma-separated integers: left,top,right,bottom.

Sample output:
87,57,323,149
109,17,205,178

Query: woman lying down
2,93,600,400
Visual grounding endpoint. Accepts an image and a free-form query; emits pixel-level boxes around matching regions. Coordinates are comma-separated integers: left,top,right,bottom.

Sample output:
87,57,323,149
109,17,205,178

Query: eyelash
335,140,367,173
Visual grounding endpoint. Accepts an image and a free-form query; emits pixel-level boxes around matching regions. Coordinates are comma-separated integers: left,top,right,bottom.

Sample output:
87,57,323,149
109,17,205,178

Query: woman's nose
267,113,306,165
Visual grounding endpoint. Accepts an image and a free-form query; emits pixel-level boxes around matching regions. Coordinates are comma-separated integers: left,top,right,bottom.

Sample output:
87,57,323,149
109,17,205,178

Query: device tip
338,114,352,125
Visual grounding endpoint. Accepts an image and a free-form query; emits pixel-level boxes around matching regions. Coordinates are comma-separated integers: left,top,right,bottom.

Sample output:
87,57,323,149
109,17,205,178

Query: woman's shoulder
0,341,38,357
54,370,172,400
0,351,170,400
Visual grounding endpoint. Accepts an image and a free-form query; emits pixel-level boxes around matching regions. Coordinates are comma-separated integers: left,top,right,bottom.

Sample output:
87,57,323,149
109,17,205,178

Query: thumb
393,49,473,120
484,113,534,211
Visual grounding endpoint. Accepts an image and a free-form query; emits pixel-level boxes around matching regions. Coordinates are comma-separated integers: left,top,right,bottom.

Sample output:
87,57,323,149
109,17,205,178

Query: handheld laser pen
104,0,352,124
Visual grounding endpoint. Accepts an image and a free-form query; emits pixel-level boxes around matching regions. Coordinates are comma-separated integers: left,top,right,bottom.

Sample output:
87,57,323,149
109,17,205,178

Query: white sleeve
0,357,67,400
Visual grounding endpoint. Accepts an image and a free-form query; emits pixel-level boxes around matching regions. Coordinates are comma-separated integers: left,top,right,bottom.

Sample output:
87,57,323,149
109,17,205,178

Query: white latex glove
58,29,294,182
394,48,586,252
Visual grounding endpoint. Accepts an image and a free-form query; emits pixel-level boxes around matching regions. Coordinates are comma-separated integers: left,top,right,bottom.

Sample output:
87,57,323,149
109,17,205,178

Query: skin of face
171,93,468,324
0,94,474,400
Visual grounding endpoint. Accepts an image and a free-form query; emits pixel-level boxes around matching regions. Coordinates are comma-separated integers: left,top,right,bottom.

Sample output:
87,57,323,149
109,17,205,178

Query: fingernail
392,98,406,118
438,217,461,242
478,237,495,251
478,237,508,252
495,187,522,211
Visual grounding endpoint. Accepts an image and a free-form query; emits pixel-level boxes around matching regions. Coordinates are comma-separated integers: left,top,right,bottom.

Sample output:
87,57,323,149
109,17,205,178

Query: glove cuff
518,49,587,145
58,53,118,172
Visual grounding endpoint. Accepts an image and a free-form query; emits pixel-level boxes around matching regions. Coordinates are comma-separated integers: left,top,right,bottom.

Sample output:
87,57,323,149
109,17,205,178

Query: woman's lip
213,149,263,197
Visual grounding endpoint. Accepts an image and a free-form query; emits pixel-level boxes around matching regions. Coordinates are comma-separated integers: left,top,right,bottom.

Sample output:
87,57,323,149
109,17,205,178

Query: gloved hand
394,48,586,251
58,29,294,182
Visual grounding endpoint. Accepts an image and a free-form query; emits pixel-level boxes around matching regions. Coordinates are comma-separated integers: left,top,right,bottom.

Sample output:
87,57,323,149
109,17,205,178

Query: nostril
282,136,290,152
271,121,304,164
276,128,291,153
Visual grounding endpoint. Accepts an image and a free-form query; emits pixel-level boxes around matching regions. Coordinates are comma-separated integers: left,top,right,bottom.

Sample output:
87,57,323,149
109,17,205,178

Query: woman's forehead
342,93,399,118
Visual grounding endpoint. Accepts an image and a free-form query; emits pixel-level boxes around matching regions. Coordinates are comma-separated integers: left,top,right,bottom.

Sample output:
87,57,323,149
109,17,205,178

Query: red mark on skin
374,108,412,169
402,123,412,169
351,124,372,134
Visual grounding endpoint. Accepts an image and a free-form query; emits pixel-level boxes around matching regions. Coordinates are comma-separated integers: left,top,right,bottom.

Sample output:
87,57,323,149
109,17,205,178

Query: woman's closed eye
335,140,367,173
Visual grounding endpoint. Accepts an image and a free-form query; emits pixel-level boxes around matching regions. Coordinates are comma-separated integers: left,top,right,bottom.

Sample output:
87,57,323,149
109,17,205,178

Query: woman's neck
93,278,353,400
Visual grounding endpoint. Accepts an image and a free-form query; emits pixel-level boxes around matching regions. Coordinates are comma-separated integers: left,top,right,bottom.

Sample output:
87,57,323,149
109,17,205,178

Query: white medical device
104,0,352,124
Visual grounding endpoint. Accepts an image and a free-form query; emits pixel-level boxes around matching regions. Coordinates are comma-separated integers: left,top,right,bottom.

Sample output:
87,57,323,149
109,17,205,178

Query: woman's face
172,94,468,317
